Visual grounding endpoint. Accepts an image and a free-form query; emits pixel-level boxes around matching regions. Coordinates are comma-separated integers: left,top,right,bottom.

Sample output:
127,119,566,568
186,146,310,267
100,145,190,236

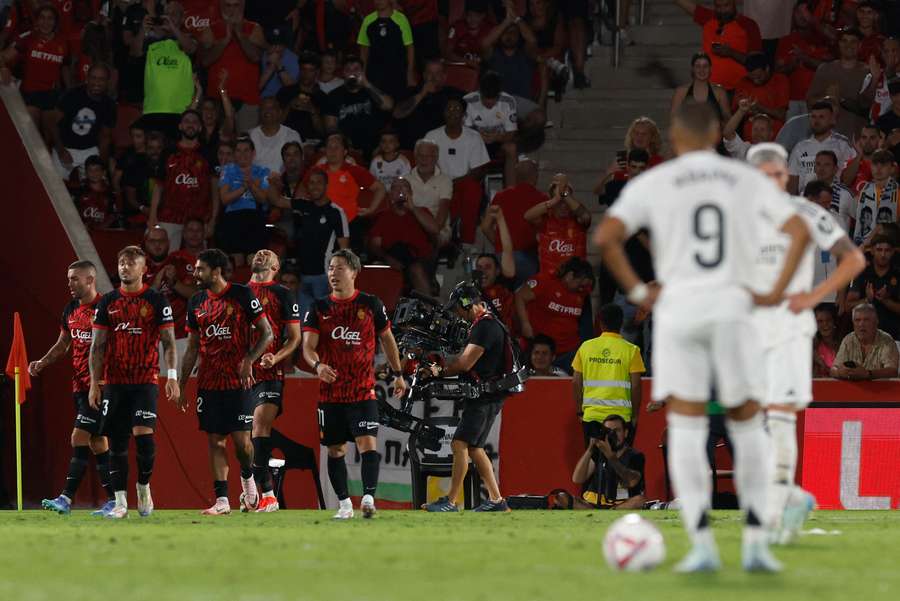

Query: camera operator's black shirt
589,448,645,503
469,315,507,397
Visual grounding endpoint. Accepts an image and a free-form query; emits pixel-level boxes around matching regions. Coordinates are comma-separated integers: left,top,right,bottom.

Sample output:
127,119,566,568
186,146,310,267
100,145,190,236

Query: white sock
262,491,275,499
137,482,150,492
114,490,127,507
216,496,229,504
667,412,714,547
766,410,798,528
727,412,772,546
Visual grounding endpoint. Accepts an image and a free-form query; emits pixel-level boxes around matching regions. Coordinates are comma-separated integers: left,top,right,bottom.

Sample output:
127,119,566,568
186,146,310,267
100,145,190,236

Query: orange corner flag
5,312,31,403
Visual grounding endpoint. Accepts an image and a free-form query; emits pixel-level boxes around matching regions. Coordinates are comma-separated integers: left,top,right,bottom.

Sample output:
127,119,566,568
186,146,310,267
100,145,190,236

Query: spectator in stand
846,235,900,339
856,1,885,63
199,79,236,163
865,37,899,124
788,100,856,194
275,141,305,206
722,100,775,160
595,149,650,206
742,0,793,63
180,216,208,258
259,24,299,100
277,51,327,144
0,4,67,140
113,123,147,226
523,172,591,276
75,22,118,90
393,59,464,150
143,225,198,339
482,158,546,282
270,169,349,314
524,0,569,100
875,80,900,139
775,2,833,120
121,129,166,221
732,52,789,138
406,139,452,247
476,205,516,331
357,0,416,102
446,0,493,69
528,334,567,376
806,28,871,138
369,129,412,189
515,257,594,369
426,96,490,243
464,70,519,186
398,0,440,63
670,52,732,125
49,62,116,181
842,124,884,192
674,0,763,93
198,0,267,133
560,0,590,88
148,110,215,250
74,155,117,229
813,149,855,231
248,97,302,173
217,135,278,265
813,303,842,377
322,55,394,160
368,178,439,295
831,303,900,378
852,150,899,246
317,49,344,94
624,116,665,167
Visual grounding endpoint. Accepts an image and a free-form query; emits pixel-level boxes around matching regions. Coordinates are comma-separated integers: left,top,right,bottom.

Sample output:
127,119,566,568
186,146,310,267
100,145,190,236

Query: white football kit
753,195,844,407
610,150,796,408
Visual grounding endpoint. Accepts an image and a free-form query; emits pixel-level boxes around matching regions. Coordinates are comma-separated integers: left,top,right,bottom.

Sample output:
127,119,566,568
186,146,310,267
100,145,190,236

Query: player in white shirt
595,103,811,573
746,144,865,545
787,100,855,195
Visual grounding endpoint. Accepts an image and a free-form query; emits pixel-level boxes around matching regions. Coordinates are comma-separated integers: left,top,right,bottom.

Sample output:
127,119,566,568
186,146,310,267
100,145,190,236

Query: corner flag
5,312,30,511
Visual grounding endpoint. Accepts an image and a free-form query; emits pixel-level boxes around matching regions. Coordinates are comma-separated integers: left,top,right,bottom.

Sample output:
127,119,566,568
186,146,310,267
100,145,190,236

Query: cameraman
571,415,645,510
422,283,512,513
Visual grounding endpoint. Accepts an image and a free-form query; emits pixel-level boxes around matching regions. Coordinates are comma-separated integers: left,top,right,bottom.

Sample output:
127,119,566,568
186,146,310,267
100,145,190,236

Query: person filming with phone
831,303,899,380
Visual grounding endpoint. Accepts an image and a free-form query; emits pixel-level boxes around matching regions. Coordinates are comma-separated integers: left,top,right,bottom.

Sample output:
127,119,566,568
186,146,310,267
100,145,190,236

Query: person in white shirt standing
787,100,855,194
746,143,865,545
249,97,303,173
426,97,490,181
595,103,811,573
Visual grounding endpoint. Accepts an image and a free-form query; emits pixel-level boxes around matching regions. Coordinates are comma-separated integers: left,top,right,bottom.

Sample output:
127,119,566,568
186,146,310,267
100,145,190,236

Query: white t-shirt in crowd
318,77,344,94
369,154,412,188
249,125,302,173
463,91,518,134
723,132,752,160
425,125,490,179
788,131,856,194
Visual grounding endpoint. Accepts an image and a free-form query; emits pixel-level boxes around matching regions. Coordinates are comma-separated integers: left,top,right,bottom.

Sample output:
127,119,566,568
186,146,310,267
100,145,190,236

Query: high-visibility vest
572,332,645,423
144,39,193,115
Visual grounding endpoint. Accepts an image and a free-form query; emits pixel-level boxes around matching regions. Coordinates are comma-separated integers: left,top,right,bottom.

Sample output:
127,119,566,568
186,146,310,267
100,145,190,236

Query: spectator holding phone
831,303,899,379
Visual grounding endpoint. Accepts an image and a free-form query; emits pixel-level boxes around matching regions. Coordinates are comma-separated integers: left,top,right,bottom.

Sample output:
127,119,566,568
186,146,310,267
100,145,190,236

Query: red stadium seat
444,62,479,93
357,265,403,312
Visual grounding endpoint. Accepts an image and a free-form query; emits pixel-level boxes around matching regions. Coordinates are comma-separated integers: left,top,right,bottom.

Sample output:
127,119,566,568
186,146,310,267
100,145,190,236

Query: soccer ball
603,513,666,571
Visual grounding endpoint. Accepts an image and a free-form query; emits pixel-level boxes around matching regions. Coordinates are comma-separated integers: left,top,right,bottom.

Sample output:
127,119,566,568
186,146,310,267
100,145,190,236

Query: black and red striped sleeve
186,293,201,333
302,300,320,334
369,294,391,334
277,285,301,324
92,292,112,330
238,284,267,325
151,289,175,329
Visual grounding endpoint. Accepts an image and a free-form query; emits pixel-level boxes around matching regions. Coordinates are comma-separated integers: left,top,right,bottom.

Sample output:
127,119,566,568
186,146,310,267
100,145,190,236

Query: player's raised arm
28,330,72,376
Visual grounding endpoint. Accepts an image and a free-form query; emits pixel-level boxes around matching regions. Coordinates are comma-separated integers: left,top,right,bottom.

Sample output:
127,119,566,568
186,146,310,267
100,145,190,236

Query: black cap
446,282,482,310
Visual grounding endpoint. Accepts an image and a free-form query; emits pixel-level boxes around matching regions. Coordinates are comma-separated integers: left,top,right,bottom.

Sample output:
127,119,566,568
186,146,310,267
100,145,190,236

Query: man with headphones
422,282,513,513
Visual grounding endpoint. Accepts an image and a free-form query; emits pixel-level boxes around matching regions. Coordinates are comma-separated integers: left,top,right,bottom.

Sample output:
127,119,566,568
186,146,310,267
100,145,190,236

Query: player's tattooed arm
179,332,200,393
28,330,72,376
604,455,642,490
160,326,181,404
88,328,107,409
247,317,274,364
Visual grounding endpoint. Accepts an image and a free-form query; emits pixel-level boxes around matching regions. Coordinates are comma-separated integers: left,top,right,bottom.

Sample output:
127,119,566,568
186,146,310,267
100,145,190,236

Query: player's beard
196,277,212,289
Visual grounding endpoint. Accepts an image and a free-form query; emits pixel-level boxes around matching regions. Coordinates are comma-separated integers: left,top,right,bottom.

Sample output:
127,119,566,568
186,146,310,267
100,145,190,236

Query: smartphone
616,150,627,166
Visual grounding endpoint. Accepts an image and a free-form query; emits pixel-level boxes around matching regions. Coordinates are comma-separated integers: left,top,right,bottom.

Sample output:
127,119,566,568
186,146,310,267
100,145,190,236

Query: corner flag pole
14,366,22,511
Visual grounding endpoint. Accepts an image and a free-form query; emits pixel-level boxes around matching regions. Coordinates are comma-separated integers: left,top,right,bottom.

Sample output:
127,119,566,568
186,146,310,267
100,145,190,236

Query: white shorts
652,317,763,409
762,336,812,408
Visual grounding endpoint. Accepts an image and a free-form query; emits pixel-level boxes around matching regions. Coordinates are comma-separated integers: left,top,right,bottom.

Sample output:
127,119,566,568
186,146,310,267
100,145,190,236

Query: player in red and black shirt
28,260,115,515
90,246,180,519
247,249,301,512
180,248,273,516
302,249,406,519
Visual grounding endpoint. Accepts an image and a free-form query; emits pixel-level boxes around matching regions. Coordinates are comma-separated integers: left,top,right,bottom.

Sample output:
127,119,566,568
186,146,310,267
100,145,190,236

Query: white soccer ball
603,513,666,571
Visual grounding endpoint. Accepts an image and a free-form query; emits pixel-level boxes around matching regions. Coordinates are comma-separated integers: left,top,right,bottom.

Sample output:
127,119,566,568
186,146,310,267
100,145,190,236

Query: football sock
727,412,771,546
667,412,714,547
94,450,114,500
235,442,253,479
361,451,380,497
251,436,274,493
327,455,350,501
109,435,130,493
214,480,228,500
766,410,798,528
134,434,155,485
62,445,91,499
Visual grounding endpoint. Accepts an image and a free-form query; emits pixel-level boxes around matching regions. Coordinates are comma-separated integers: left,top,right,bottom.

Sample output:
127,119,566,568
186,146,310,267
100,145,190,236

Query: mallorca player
595,103,810,573
301,249,407,519
745,143,865,544
30,261,115,515
247,249,301,513
90,246,180,519
179,248,274,515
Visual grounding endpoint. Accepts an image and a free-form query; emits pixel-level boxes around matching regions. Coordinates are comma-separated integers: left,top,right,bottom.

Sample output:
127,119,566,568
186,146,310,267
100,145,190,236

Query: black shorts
197,388,254,434
21,89,60,111
252,380,283,417
101,384,158,437
453,399,503,448
73,391,103,435
318,400,379,447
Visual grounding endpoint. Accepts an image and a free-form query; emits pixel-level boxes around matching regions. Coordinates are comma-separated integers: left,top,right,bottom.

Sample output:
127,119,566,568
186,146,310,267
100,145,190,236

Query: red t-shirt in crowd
482,281,515,333
204,19,261,105
851,158,873,194
537,213,587,276
694,6,762,91
181,0,217,35
775,31,832,101
42,0,100,48
398,0,438,25
448,18,493,59
369,208,434,259
525,273,588,354
15,32,66,93
308,161,375,221
145,250,196,339
733,73,790,138
75,184,114,228
490,183,547,252
159,144,212,224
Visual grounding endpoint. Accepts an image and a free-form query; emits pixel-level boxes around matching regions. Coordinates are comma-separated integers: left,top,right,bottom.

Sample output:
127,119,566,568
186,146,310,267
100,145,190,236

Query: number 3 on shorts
101,399,109,416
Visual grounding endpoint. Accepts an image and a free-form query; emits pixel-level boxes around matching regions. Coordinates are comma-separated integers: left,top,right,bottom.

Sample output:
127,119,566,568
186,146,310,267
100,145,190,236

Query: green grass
1,510,899,601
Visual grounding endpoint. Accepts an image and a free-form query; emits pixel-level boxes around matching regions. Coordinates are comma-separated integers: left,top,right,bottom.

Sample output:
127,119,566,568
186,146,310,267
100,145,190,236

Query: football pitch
1,510,898,601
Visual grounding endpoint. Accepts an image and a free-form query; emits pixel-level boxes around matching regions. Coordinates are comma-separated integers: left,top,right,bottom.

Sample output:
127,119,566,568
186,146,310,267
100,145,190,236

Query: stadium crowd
1,0,900,381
